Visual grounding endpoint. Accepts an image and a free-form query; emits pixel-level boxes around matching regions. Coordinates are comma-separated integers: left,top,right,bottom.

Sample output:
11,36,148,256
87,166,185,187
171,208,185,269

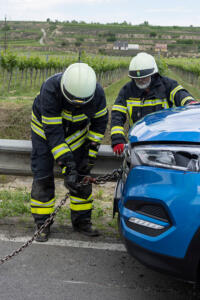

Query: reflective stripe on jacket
31,73,108,161
111,74,195,146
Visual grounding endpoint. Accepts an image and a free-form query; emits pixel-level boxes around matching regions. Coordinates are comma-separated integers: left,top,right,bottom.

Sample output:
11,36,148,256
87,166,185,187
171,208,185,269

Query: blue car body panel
120,166,200,258
129,105,200,143
118,104,200,281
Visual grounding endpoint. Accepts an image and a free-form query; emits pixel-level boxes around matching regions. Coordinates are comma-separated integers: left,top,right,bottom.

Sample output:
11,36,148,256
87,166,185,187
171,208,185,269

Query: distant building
113,41,140,51
113,41,128,50
128,44,139,50
155,43,167,52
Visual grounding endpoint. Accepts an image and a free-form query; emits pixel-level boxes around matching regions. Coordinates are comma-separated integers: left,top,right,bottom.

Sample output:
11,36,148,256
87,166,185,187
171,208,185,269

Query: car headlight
131,144,200,172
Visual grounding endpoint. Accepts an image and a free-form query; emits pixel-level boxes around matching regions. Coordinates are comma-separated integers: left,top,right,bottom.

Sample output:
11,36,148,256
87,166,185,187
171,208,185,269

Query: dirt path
39,28,46,45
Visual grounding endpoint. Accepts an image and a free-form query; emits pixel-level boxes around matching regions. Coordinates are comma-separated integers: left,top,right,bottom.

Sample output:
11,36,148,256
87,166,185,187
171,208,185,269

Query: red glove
113,143,125,155
188,101,199,105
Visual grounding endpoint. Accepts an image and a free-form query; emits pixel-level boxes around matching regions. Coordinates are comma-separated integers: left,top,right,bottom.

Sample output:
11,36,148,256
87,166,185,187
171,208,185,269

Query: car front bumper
119,166,200,282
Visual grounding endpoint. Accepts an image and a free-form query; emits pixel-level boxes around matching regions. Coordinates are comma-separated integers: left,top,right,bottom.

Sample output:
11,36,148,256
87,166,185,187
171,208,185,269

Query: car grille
125,199,170,223
124,199,171,236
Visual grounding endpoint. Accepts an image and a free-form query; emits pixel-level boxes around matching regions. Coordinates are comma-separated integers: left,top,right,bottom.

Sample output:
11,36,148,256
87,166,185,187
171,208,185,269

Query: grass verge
0,179,119,237
0,188,30,218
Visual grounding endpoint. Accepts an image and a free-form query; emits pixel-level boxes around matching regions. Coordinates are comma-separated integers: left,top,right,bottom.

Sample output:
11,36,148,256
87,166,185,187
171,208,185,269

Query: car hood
129,104,200,143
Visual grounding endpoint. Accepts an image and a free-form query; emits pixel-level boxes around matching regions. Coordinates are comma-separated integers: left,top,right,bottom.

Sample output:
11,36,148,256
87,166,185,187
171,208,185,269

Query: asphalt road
0,225,199,300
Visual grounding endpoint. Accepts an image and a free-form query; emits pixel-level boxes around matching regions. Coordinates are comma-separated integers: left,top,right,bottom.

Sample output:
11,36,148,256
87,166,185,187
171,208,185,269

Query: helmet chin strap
135,77,151,90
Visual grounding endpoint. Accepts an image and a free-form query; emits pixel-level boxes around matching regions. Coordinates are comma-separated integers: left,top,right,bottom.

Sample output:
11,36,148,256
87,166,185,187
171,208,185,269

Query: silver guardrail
0,139,123,177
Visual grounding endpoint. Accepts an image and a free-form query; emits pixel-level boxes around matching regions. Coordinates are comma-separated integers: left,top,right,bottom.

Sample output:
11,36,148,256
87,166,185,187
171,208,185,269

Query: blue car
114,104,200,282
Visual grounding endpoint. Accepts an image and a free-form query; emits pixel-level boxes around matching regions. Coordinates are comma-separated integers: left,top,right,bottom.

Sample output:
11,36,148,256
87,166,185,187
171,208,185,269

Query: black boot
35,223,51,242
73,221,100,237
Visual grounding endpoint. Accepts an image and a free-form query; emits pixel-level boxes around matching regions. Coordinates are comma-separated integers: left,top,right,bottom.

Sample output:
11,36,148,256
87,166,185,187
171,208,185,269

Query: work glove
113,143,125,156
187,100,199,105
57,154,79,194
64,169,79,194
84,140,100,153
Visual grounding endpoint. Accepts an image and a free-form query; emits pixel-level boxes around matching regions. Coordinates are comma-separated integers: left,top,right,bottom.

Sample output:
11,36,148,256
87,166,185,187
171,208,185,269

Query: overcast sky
1,0,200,27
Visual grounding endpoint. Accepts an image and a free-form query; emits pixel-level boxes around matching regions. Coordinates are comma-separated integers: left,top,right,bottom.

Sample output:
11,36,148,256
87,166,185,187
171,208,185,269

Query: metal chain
0,193,69,265
80,168,123,185
93,168,123,184
0,168,123,265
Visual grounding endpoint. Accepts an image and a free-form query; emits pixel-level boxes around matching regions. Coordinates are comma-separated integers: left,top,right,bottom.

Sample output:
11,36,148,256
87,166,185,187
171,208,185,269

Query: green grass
105,75,129,107
0,189,30,218
0,185,118,236
166,69,200,100
0,179,118,236
56,206,71,225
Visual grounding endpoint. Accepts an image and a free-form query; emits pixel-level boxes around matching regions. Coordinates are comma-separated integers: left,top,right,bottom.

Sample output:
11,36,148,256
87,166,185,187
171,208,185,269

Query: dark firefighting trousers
31,131,93,226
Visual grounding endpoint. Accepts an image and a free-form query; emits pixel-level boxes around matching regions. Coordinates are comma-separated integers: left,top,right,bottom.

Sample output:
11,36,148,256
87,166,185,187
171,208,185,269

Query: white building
128,44,139,50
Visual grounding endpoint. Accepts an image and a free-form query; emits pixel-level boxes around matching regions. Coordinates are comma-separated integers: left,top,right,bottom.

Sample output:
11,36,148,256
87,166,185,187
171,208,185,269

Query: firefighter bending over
111,52,197,155
30,62,108,242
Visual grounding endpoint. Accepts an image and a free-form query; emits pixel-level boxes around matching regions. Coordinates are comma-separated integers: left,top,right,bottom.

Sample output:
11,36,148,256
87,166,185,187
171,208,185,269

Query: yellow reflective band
51,143,71,159
62,110,88,122
62,166,67,174
94,107,108,118
31,197,55,207
31,122,46,140
74,99,84,103
127,101,141,105
32,112,43,127
70,198,93,204
127,99,166,106
181,96,194,106
170,85,183,104
161,99,169,108
70,135,86,151
42,115,62,125
112,105,127,114
61,110,72,121
70,202,93,211
87,130,104,142
89,149,98,157
111,126,125,136
31,207,55,215
65,127,87,145
70,194,92,203
72,114,88,122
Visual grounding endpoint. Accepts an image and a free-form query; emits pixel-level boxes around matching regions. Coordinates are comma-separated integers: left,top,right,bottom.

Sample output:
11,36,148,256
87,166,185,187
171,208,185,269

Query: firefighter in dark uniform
111,52,197,155
31,62,108,242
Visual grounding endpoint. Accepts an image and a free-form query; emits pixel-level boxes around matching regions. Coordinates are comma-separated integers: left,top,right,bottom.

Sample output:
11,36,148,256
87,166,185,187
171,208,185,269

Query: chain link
0,168,123,265
0,194,69,265
93,168,123,184
80,168,123,185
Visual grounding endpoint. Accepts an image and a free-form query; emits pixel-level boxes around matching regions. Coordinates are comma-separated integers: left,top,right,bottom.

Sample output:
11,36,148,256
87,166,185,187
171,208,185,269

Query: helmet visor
129,68,154,79
62,84,94,105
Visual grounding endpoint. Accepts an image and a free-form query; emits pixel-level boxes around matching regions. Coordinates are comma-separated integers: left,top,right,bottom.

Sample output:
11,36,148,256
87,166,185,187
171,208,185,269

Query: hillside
0,20,200,57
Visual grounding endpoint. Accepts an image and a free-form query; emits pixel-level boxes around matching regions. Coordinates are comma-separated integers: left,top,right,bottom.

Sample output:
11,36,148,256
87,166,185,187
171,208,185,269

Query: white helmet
61,62,96,105
128,52,158,79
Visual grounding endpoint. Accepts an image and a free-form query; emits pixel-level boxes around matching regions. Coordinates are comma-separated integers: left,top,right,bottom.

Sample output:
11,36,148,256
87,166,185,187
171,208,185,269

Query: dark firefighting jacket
31,72,108,164
111,73,195,146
